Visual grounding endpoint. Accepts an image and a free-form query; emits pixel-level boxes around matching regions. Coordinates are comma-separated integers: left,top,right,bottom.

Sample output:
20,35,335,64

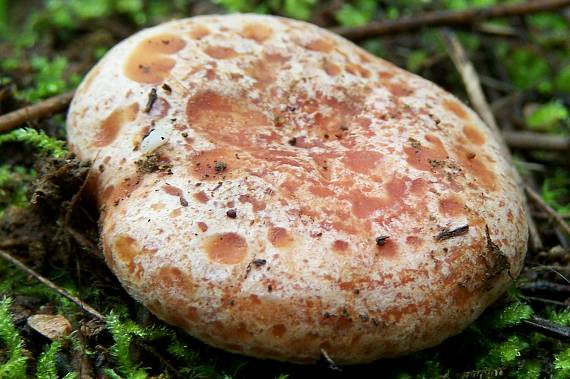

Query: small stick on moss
519,281,570,294
0,248,105,320
525,296,568,307
0,91,75,133
331,0,570,41
522,317,570,342
526,185,570,237
0,250,183,376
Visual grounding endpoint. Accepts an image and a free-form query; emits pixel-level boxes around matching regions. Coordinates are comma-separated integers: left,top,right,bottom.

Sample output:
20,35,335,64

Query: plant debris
375,236,390,246
143,88,158,113
435,225,469,241
135,153,173,175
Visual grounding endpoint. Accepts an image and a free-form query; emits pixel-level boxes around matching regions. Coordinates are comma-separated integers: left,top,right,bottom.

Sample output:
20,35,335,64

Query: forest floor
0,1,569,378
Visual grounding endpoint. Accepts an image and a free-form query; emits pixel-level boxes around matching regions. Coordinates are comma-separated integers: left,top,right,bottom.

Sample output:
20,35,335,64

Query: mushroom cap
67,14,528,364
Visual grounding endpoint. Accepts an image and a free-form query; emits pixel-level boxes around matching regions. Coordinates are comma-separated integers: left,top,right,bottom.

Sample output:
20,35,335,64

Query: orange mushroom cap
67,14,527,364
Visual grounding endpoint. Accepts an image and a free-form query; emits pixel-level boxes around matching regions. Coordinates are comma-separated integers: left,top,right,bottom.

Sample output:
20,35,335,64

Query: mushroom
66,15,528,364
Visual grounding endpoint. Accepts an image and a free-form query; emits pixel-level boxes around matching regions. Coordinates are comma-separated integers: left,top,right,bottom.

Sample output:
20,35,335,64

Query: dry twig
441,29,545,251
0,248,105,320
502,131,570,152
522,317,570,342
0,91,75,133
441,30,501,139
331,0,570,41
0,248,184,376
526,185,570,237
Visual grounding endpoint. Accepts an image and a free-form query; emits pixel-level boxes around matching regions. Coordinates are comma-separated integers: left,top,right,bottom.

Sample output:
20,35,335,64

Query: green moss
512,360,541,379
476,335,529,370
335,0,377,27
16,56,79,102
0,128,67,158
0,165,34,216
106,312,149,379
36,341,62,379
526,101,569,132
0,298,28,379
554,347,570,379
213,0,255,12
541,169,570,215
486,302,534,329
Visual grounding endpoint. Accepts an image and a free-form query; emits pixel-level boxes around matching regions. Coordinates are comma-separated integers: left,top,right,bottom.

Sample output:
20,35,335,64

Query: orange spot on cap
241,23,273,42
377,239,398,258
124,34,185,84
322,60,341,76
204,46,238,59
272,324,287,338
188,24,210,39
443,98,468,120
332,240,349,253
268,226,294,248
303,38,334,53
94,103,139,147
197,222,208,232
463,124,486,145
438,196,464,217
205,233,248,264
113,235,138,274
193,191,209,203
342,150,382,174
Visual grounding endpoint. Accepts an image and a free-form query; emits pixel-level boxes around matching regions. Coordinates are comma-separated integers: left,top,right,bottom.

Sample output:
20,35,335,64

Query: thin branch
441,29,545,251
0,248,105,320
331,0,570,41
522,317,570,342
441,30,501,138
519,281,570,294
0,91,75,133
525,296,569,307
526,185,570,237
0,248,183,376
502,131,570,152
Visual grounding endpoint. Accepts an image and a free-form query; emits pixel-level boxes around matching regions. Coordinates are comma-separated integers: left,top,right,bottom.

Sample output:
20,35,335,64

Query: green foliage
502,48,551,91
541,169,570,215
214,0,315,20
213,0,254,13
0,0,7,34
335,0,377,27
282,0,315,21
486,302,534,329
407,50,429,73
554,347,570,379
0,298,28,379
0,165,33,216
528,13,569,33
36,341,62,379
106,312,149,379
555,64,570,94
445,0,497,10
16,56,79,102
43,0,162,27
544,308,570,326
0,128,67,158
512,360,541,379
476,335,529,370
526,101,569,132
